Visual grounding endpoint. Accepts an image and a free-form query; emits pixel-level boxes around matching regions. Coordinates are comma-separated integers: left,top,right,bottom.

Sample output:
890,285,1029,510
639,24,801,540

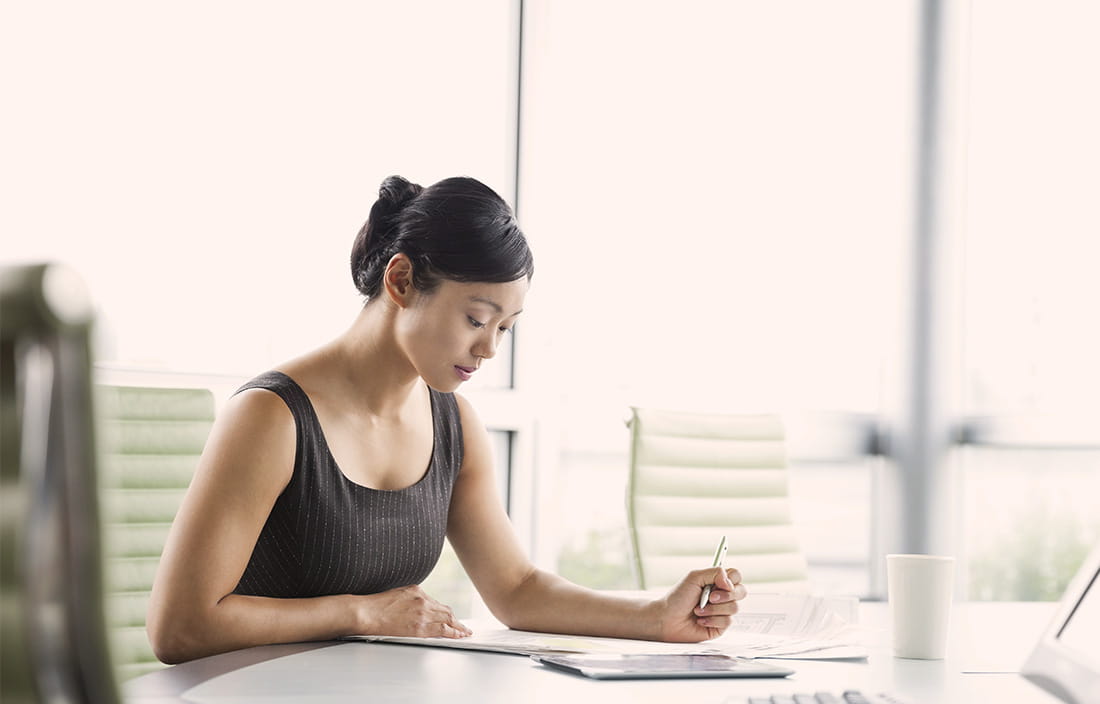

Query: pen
698,535,728,610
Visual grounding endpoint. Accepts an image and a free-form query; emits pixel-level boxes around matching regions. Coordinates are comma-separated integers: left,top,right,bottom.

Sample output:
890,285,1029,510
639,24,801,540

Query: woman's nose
474,331,498,360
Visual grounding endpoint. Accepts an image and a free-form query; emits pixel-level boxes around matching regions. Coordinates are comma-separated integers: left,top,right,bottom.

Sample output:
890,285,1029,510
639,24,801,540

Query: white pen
698,535,728,610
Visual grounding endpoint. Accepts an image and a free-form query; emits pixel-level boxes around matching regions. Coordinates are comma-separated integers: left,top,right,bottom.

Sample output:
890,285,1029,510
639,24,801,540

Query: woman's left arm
446,395,747,642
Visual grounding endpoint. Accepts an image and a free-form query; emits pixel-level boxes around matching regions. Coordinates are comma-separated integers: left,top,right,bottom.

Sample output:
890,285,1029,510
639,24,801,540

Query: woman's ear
382,253,416,308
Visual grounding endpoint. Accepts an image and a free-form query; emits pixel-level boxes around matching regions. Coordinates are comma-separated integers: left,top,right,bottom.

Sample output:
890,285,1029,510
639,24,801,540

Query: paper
714,592,869,659
345,593,869,660
716,631,870,660
726,593,859,637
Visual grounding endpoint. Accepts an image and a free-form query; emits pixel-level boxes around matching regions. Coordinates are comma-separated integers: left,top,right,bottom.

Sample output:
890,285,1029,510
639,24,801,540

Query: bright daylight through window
3,1,1097,614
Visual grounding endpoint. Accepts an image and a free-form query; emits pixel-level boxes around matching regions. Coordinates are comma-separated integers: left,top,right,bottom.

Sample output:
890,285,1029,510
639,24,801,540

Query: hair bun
377,175,423,212
350,175,424,295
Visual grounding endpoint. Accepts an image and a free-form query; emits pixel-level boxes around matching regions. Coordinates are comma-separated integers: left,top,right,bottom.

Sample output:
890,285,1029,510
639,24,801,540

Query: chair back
96,385,215,679
1,263,121,704
626,406,811,592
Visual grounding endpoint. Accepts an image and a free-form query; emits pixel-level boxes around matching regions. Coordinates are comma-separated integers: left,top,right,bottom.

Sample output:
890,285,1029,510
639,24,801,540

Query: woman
147,175,747,664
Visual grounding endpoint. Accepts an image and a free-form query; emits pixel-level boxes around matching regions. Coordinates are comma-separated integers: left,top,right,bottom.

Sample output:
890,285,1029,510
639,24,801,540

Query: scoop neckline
267,370,438,493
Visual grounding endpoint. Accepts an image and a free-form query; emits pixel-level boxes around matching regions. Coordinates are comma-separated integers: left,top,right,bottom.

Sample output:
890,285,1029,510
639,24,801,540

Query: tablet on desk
530,653,795,680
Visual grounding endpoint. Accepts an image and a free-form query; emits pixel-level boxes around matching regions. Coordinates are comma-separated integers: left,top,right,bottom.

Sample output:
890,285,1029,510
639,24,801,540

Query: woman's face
397,277,529,392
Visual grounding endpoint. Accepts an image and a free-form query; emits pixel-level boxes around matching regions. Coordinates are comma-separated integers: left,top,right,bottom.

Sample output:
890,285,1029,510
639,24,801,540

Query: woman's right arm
146,389,467,664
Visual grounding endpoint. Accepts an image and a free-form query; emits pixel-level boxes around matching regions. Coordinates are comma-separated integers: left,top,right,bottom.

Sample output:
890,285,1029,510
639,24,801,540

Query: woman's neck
311,302,424,419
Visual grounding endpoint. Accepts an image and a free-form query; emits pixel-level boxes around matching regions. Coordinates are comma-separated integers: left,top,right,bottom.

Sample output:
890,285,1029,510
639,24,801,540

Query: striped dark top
232,371,463,598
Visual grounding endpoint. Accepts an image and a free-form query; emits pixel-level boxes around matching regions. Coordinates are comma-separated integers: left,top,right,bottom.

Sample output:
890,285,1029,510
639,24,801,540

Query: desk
125,602,1063,703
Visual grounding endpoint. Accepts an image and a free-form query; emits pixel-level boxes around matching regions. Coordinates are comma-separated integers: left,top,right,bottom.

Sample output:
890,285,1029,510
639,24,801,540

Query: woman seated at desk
147,175,747,663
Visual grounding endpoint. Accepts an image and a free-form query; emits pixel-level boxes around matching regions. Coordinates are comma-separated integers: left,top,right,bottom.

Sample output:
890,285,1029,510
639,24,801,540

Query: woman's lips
454,365,476,381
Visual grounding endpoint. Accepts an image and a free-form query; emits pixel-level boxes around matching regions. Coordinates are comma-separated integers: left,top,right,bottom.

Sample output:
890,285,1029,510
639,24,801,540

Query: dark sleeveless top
232,371,463,598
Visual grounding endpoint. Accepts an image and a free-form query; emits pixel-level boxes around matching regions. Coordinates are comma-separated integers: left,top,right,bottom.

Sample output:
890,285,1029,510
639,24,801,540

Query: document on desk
347,627,708,656
716,592,869,659
345,593,868,660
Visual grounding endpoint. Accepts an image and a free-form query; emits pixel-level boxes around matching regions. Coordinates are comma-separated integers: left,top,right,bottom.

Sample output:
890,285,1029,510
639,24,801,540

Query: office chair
97,384,215,679
625,406,811,592
1,263,121,704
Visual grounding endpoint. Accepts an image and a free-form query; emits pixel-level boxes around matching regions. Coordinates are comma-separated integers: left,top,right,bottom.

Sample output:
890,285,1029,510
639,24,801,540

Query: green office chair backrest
96,385,215,680
626,407,811,593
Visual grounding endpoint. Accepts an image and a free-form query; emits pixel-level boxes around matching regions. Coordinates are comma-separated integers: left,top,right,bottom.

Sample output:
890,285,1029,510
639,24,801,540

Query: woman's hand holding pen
653,567,748,642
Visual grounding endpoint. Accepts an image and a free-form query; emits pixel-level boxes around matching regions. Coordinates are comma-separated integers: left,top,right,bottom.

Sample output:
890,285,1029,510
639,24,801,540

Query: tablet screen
531,653,795,680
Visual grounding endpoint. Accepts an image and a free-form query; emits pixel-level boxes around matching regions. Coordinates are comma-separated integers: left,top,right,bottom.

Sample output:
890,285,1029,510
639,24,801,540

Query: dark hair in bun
350,175,534,300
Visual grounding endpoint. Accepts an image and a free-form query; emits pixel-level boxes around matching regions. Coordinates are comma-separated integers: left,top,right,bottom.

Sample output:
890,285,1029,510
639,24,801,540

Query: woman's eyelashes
467,315,513,335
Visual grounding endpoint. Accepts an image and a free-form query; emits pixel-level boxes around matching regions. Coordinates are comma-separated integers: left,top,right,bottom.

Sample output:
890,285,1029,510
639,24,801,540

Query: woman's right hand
357,585,473,638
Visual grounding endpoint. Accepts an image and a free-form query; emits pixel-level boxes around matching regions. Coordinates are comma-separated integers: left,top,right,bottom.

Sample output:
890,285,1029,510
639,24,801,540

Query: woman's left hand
654,567,748,642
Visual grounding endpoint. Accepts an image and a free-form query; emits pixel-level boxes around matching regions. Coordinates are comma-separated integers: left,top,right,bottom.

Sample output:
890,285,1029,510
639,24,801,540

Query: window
960,0,1100,600
519,0,1100,601
9,0,1095,611
518,0,916,596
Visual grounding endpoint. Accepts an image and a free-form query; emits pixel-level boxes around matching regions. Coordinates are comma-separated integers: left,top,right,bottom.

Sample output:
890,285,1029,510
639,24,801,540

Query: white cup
886,554,955,659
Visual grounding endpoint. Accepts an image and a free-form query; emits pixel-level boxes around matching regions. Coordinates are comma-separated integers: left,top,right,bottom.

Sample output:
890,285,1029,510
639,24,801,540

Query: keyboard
738,691,910,704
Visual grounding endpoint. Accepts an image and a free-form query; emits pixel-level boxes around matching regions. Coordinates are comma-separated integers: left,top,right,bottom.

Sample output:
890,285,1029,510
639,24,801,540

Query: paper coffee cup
886,554,955,659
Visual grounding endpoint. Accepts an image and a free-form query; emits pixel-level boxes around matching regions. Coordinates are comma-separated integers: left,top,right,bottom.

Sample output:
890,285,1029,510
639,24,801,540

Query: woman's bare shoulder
224,384,294,423
199,384,297,490
452,392,486,433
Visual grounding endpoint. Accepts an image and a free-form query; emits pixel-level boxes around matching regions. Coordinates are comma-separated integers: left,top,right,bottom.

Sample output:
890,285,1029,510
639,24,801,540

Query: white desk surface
124,602,1064,704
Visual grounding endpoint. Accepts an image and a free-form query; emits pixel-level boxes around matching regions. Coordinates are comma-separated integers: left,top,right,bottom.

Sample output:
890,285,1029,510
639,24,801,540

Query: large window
960,0,1100,600
518,0,916,596
517,0,1100,601
6,0,1097,609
